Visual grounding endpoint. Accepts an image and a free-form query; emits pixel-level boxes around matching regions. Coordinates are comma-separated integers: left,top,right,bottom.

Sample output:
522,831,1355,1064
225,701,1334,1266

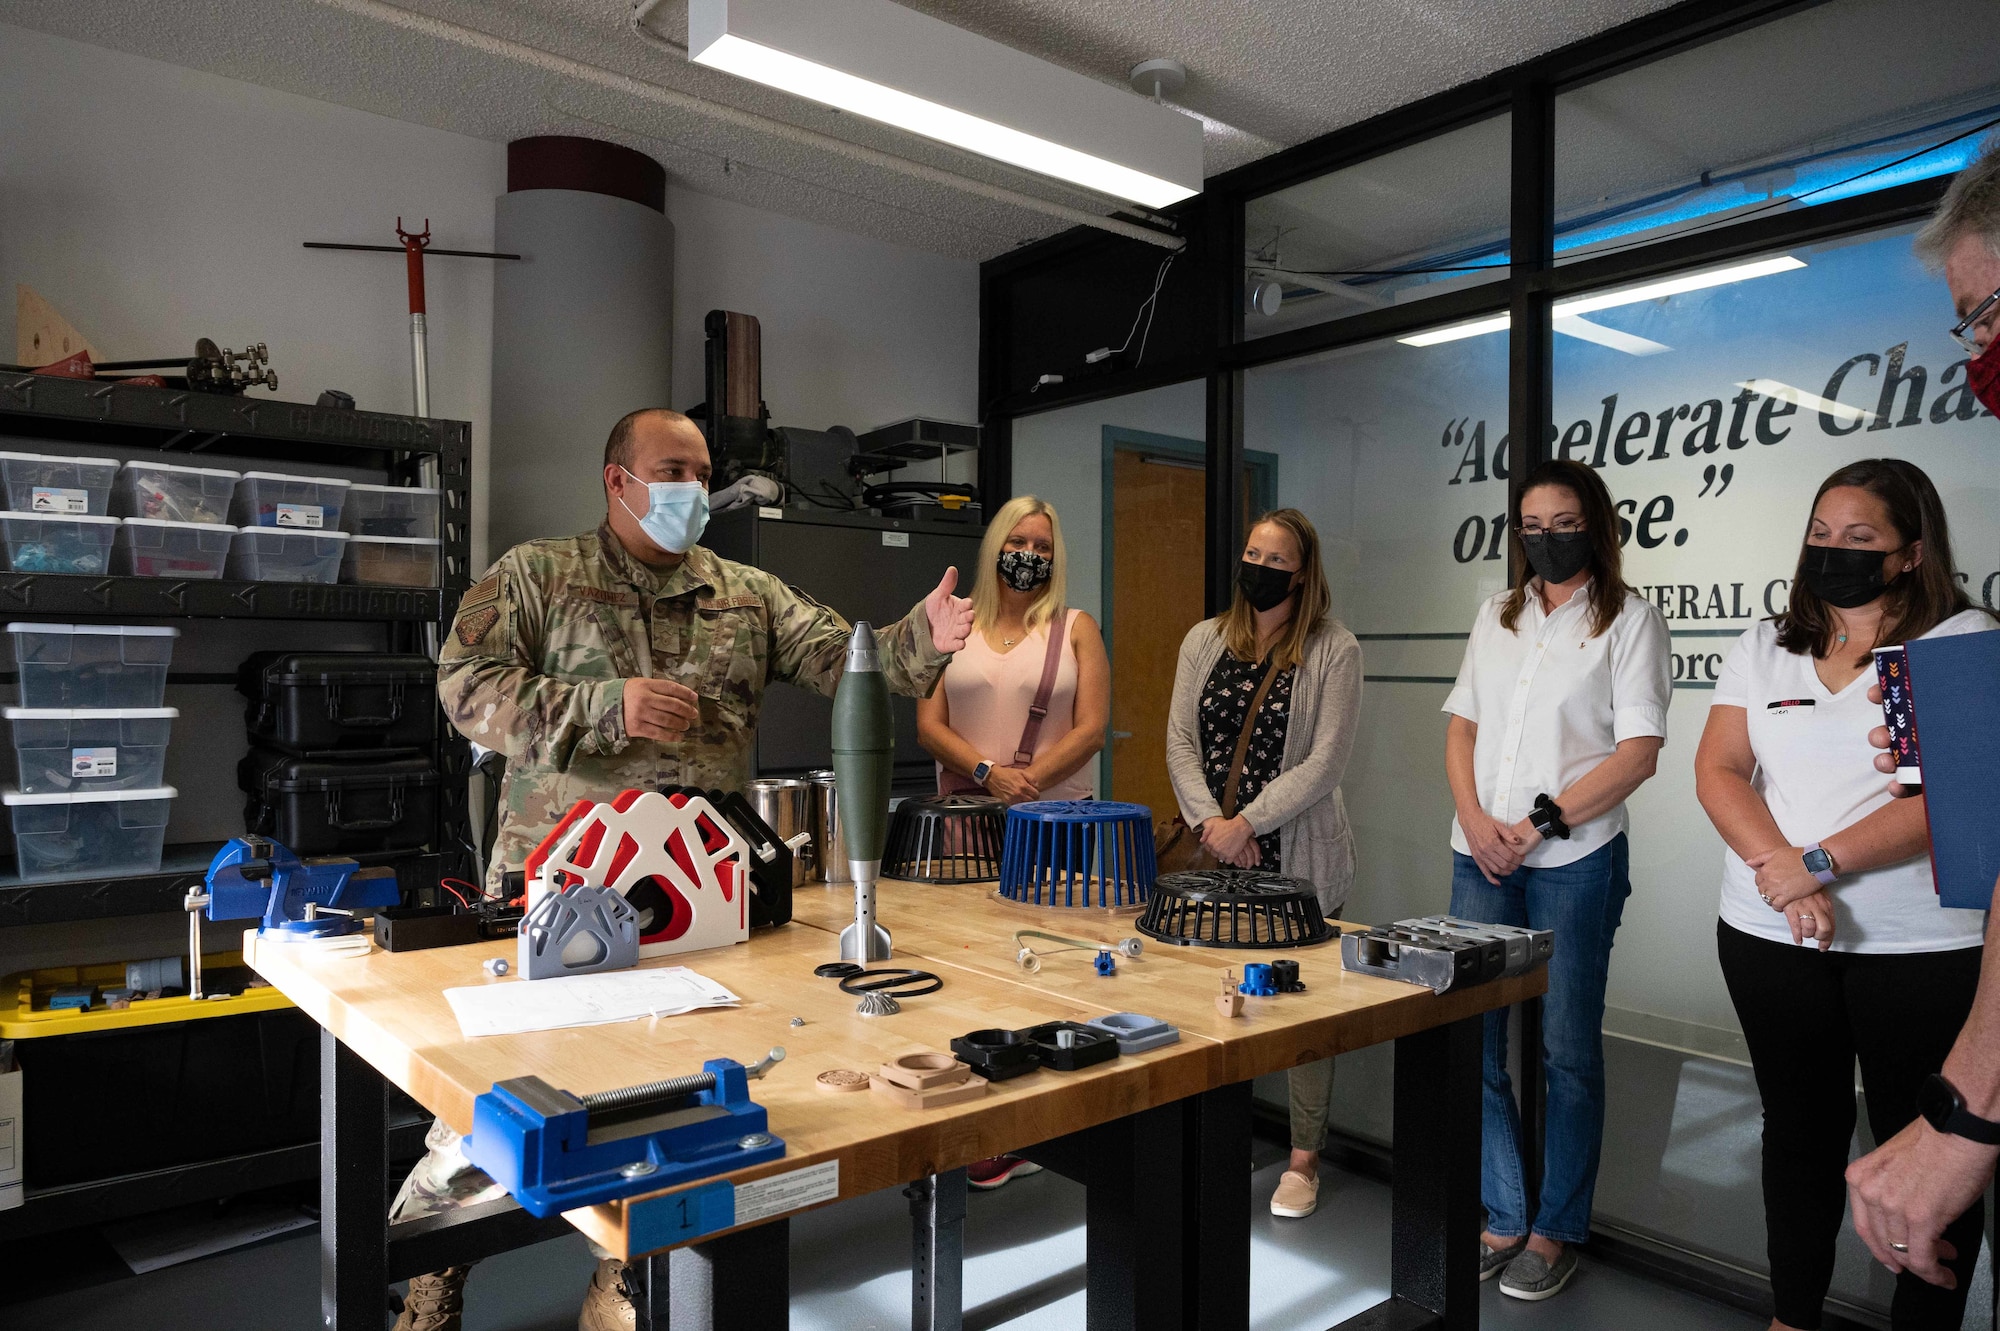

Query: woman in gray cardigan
1165,507,1362,1221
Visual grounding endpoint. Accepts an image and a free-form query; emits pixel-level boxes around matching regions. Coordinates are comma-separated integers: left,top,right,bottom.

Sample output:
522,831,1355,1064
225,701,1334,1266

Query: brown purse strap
1219,657,1280,819
1013,610,1070,765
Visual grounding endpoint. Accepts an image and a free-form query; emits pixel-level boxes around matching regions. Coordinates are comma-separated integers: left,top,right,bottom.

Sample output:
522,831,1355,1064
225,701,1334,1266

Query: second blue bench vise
465,1048,788,1217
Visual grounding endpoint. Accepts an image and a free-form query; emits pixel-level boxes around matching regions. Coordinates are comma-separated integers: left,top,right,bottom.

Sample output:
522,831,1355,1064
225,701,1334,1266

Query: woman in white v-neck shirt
1696,459,1997,1331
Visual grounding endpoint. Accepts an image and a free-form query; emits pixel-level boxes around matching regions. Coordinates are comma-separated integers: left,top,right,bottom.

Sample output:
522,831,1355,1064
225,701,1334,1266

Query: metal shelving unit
0,372,475,1243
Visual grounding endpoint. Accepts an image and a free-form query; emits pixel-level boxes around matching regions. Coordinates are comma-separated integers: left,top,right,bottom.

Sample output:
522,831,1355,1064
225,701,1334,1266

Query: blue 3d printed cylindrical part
998,800,1156,908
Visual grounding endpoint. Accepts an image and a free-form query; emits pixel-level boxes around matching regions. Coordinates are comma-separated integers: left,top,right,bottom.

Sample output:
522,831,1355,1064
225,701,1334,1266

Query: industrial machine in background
687,306,981,523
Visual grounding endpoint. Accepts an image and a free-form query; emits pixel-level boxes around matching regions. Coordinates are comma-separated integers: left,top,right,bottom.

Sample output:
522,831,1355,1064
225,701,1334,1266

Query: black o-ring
838,968,943,997
814,962,864,978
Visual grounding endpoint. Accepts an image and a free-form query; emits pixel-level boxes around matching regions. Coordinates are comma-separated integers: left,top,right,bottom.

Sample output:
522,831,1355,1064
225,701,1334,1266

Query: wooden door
1108,447,1206,829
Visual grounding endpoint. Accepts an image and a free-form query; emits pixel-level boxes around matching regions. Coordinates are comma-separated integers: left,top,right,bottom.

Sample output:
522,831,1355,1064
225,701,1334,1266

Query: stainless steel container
746,777,813,887
807,768,851,884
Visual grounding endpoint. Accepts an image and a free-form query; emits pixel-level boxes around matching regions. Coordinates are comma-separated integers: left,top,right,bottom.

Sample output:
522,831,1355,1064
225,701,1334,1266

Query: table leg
1331,1014,1482,1331
321,1028,388,1331
1185,1082,1253,1331
907,1169,966,1331
635,1220,792,1331
1085,1098,1185,1331
1519,997,1544,1220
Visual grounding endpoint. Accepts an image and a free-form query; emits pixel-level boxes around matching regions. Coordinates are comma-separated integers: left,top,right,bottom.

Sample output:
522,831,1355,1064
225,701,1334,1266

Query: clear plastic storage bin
227,528,347,584
340,534,440,587
114,518,233,579
4,707,177,794
0,512,119,575
114,461,239,525
342,484,440,538
229,472,351,531
7,623,178,709
0,451,118,516
2,785,176,880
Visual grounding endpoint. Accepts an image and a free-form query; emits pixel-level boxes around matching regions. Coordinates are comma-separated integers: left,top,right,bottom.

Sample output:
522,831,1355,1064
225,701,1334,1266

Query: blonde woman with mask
919,495,1108,810
1165,508,1362,1221
918,495,1108,1193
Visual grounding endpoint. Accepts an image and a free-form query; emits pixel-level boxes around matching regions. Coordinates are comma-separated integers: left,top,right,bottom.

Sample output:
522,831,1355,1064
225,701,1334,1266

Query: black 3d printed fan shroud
1136,870,1333,949
883,794,1006,883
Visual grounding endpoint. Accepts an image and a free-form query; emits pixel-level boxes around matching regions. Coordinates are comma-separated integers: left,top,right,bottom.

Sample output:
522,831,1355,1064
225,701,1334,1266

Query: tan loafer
1269,1169,1320,1218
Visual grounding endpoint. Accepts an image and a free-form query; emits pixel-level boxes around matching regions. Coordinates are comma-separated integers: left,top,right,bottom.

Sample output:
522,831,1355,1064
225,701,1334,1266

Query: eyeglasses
1514,520,1586,536
1949,284,2000,356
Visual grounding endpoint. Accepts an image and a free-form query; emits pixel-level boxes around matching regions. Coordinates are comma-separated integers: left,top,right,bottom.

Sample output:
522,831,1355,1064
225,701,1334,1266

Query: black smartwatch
1919,1074,2000,1145
971,760,994,787
1528,794,1571,841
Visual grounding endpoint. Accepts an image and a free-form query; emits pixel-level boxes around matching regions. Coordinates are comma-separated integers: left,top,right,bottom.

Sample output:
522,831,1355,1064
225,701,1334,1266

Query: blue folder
1908,629,2000,911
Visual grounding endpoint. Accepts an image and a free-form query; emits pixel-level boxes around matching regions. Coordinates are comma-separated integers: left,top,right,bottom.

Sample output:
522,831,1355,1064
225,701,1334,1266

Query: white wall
667,187,978,438
0,22,505,562
0,23,985,566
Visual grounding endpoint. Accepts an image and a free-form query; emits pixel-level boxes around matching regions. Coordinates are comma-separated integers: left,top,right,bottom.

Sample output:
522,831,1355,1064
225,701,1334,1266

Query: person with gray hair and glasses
1843,135,2000,1297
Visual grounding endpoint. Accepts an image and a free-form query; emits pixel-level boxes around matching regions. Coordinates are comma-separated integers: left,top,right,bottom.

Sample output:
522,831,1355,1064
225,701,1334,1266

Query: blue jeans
1448,834,1630,1245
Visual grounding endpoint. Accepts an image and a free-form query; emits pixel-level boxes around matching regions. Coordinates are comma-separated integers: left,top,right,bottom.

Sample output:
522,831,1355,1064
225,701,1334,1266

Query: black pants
1717,921,1984,1330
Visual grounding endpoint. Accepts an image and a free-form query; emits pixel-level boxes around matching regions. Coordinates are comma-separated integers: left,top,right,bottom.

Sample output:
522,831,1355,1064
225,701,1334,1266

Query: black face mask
996,549,1053,592
1236,561,1296,612
1519,530,1593,586
1799,544,1899,609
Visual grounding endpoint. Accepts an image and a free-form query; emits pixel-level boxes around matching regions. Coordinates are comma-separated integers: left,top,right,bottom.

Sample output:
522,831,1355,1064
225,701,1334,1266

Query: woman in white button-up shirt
1442,458,1672,1301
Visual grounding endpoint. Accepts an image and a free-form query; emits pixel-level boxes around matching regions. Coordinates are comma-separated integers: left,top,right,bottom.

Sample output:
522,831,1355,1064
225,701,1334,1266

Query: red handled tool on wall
302,223,518,418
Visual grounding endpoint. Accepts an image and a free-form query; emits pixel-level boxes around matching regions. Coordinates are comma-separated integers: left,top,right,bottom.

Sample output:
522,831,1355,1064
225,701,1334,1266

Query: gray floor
8,1155,1772,1331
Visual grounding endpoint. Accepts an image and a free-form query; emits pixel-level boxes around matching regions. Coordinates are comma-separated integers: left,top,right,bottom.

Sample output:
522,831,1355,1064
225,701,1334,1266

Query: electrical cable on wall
1083,249,1178,372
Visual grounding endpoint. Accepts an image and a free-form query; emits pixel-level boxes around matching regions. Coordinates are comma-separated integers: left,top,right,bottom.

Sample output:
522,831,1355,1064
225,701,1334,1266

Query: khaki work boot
393,1266,470,1331
579,1257,638,1331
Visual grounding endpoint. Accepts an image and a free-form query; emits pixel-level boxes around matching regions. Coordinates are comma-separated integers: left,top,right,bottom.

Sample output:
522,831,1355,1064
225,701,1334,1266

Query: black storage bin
16,1009,320,1187
239,651,439,752
240,746,439,855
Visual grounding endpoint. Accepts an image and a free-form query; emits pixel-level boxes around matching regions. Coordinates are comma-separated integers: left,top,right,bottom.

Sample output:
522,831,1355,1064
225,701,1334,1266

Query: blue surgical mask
620,468,709,553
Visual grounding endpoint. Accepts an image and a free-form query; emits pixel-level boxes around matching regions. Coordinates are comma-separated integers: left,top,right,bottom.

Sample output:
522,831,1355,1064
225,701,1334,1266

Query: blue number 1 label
628,1179,736,1254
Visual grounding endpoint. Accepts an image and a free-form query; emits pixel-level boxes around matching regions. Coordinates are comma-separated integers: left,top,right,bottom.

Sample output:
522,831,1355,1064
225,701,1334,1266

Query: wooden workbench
249,878,1543,1331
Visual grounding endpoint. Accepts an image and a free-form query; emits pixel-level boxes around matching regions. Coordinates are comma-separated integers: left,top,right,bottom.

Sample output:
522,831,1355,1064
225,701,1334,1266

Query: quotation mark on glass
1697,463,1735,497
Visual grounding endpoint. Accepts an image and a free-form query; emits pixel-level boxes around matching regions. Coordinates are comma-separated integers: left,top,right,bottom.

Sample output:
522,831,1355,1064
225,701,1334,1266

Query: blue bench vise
465,1048,788,1217
201,835,401,940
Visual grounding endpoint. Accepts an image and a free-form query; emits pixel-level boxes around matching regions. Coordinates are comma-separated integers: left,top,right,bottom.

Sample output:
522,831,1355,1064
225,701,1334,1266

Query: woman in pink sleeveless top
918,495,1108,804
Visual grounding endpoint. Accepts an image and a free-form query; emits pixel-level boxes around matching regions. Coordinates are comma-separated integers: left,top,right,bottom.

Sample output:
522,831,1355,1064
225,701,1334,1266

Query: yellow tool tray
1,952,294,1038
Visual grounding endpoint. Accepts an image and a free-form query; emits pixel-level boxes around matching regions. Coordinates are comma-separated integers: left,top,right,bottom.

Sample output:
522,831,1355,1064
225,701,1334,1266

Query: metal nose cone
845,620,881,673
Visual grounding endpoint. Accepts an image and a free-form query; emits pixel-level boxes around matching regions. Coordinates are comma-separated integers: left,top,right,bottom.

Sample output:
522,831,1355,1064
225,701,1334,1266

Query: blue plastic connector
1238,963,1279,997
1093,948,1117,976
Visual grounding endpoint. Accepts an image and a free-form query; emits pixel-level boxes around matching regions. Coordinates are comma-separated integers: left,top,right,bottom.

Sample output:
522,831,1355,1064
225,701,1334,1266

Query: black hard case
239,747,439,856
238,651,439,752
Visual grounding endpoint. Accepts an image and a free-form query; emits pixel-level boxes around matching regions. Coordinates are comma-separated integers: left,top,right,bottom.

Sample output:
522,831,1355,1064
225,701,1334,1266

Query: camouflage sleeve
436,559,628,769
764,579,949,700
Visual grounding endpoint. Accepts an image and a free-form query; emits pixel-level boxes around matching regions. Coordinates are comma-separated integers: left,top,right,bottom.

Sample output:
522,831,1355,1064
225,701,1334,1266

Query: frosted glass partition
1245,219,1996,1317
1244,329,1508,1144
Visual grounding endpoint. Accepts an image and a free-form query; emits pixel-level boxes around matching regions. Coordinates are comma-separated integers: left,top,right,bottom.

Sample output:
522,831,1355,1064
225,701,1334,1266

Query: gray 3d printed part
1084,1011,1181,1054
1409,915,1554,977
1341,926,1491,994
518,885,640,980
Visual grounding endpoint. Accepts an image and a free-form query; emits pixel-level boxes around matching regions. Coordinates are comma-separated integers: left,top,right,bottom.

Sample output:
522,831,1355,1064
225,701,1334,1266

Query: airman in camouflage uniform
439,520,947,891
399,407,971,1331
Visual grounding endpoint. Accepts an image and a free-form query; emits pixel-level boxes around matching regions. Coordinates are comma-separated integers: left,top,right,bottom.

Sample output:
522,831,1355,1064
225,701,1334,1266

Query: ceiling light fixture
689,0,1204,209
1398,255,1807,347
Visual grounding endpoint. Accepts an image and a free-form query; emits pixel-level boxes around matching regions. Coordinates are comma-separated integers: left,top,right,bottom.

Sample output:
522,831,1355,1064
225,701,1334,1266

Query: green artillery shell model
833,621,894,962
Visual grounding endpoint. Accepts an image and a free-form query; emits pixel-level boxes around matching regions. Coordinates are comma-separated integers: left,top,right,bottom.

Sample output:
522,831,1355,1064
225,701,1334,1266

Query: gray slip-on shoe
1480,1237,1527,1282
1499,1245,1578,1301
